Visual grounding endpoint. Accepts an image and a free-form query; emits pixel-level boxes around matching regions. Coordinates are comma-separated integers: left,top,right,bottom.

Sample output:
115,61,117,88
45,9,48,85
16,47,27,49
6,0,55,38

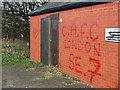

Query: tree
2,0,47,43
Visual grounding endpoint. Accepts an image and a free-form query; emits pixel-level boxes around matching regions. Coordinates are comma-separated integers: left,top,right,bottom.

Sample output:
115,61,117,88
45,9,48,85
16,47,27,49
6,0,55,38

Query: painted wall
30,2,119,88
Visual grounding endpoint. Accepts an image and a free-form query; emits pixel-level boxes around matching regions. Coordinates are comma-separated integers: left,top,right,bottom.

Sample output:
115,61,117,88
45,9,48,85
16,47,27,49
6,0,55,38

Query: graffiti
80,23,86,38
62,26,67,37
61,23,99,40
88,57,101,83
69,53,82,74
68,53,101,83
64,40,101,56
62,22,102,83
93,43,100,56
84,42,91,53
69,54,74,71
90,24,99,41
70,24,77,37
62,23,100,56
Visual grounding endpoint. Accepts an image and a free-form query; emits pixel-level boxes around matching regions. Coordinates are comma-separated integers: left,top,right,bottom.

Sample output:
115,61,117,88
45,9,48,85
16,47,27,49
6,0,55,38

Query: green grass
61,72,68,77
71,77,78,81
2,40,44,69
2,54,44,69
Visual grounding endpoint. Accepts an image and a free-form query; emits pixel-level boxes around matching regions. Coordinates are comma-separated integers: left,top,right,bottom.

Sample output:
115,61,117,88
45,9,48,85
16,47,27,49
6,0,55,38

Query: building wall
30,16,41,62
30,2,119,88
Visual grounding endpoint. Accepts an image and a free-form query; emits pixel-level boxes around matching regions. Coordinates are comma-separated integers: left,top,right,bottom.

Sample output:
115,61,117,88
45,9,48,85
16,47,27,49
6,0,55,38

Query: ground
3,65,87,88
2,39,90,88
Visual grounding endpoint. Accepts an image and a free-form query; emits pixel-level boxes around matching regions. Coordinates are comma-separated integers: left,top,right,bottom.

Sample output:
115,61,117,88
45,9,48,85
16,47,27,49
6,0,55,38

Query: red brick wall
30,2,119,88
30,16,41,62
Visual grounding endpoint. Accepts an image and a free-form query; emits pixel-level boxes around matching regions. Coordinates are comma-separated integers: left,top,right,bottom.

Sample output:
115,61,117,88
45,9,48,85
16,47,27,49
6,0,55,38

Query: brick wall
30,2,119,88
30,16,41,62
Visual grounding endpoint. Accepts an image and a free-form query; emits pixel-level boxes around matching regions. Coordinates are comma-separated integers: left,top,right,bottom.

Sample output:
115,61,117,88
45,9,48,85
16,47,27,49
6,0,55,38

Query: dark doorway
40,14,59,66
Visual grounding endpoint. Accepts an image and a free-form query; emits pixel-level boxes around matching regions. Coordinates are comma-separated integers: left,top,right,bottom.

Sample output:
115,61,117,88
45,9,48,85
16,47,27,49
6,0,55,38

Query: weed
61,72,68,77
71,77,78,81
48,68,56,74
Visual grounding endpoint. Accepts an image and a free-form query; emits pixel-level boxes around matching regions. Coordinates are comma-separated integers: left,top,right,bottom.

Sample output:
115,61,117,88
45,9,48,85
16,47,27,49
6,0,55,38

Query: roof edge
29,2,109,16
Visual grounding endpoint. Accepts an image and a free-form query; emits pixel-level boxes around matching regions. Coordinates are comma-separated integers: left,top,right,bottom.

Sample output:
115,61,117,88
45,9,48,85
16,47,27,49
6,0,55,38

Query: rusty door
40,14,59,66
41,17,50,65
50,14,59,65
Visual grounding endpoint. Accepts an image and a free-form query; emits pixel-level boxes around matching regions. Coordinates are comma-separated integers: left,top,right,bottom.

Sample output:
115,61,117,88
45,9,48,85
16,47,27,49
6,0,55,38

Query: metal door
50,14,59,65
41,17,50,65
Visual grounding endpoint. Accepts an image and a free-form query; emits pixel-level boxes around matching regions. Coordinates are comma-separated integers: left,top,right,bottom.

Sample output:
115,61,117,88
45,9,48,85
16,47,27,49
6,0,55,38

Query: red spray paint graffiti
62,22,102,83
68,53,101,83
62,23,99,40
69,53,82,74
90,24,99,41
88,57,101,83
64,40,101,56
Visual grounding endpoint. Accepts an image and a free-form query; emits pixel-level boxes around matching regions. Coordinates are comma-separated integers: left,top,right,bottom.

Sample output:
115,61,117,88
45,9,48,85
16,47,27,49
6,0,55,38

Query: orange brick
30,2,119,88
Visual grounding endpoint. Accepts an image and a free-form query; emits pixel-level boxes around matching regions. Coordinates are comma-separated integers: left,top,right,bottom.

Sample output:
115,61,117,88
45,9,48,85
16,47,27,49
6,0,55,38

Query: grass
2,39,44,69
71,77,78,81
61,72,68,77
2,54,44,69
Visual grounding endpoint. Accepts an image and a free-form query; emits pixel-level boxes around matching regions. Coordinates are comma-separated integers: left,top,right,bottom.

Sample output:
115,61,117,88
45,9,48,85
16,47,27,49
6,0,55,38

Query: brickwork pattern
30,2,119,88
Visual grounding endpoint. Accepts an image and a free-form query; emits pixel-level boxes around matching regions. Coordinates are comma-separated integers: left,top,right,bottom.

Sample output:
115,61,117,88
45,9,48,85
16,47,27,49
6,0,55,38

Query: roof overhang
29,2,109,16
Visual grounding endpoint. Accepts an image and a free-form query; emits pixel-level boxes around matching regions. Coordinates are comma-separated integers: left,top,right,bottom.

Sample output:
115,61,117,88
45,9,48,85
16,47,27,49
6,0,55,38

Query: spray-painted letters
61,22,101,83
